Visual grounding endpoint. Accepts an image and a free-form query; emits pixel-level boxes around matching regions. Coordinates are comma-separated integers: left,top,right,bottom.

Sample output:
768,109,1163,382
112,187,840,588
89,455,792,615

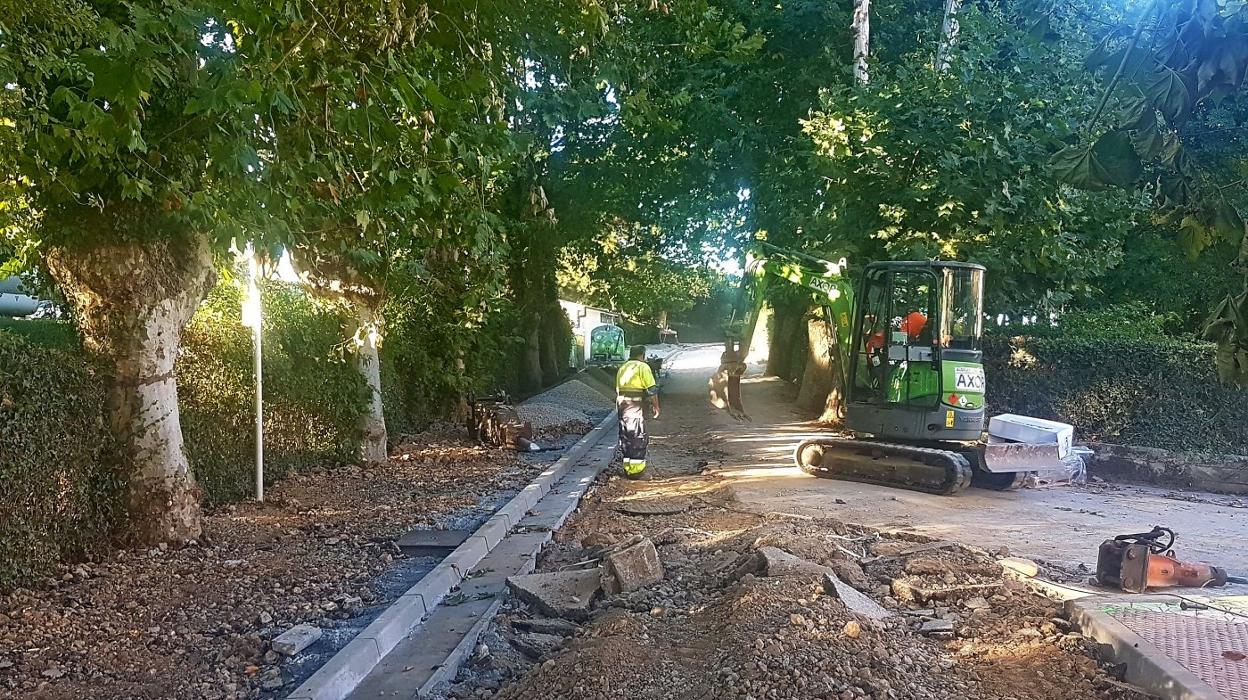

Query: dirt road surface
661,344,1248,574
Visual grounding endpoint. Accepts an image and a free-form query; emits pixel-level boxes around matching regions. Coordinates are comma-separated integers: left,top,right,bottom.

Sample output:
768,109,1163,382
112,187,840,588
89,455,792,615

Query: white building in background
558,299,620,368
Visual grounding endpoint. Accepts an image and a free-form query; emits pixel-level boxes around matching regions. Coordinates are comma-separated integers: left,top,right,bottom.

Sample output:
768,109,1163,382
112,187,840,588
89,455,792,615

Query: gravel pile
518,379,613,430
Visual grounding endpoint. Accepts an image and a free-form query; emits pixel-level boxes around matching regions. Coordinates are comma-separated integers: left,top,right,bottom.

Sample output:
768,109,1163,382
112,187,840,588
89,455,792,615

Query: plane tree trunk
795,307,845,424
852,0,871,84
353,303,388,463
767,302,804,380
45,234,215,544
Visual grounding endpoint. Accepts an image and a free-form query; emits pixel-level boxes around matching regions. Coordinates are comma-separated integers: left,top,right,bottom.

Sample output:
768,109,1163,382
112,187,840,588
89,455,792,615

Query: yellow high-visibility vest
615,359,656,396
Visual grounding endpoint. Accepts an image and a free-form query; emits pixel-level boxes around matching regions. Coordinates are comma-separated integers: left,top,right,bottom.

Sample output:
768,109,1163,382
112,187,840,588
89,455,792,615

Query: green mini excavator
710,242,1031,495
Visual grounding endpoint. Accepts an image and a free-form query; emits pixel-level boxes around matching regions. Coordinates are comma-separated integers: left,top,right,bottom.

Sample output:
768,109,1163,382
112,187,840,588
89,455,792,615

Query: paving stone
272,624,322,656
602,538,664,594
506,570,602,621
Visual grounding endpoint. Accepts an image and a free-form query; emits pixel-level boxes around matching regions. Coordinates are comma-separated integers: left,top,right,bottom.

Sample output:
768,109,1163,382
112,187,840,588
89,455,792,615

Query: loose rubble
0,433,556,700
442,474,1151,700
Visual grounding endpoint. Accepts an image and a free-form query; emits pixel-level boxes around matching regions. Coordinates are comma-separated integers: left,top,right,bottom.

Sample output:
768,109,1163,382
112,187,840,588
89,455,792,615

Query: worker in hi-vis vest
615,345,660,478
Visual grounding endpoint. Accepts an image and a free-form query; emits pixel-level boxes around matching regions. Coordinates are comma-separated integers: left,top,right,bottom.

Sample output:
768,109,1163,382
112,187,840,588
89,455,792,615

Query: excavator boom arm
713,242,856,420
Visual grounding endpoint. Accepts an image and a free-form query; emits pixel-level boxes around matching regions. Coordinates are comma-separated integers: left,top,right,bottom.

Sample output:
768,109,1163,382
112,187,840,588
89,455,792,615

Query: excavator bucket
709,342,750,421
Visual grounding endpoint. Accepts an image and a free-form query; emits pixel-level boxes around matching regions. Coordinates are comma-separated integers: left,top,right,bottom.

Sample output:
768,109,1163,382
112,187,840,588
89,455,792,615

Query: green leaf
1050,130,1141,190
1145,66,1194,124
1178,214,1213,258
1130,122,1165,159
425,82,451,109
1213,201,1245,242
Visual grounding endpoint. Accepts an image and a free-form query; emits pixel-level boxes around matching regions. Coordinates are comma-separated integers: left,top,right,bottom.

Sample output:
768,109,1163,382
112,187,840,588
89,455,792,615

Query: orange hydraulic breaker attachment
1096,526,1229,593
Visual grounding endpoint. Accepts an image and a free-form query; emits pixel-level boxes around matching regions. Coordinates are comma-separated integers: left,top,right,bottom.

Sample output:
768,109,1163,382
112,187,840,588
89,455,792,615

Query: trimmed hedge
179,283,367,503
0,332,124,589
985,335,1248,457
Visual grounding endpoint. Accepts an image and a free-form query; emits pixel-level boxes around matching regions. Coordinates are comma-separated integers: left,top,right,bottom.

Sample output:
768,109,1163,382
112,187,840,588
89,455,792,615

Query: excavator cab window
852,268,939,407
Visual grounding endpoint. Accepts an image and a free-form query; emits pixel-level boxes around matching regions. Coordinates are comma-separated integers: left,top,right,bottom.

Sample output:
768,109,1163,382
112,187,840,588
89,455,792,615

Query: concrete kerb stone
357,594,429,654
285,411,617,700
1066,596,1226,700
285,636,381,700
417,598,506,698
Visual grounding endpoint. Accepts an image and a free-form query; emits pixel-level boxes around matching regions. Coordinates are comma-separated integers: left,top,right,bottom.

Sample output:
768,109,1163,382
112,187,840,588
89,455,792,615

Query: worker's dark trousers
616,397,648,478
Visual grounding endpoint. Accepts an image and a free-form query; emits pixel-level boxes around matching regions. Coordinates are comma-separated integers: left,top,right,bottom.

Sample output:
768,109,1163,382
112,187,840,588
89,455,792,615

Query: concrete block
272,624,322,655
757,546,828,578
441,537,490,578
821,571,893,621
410,564,463,606
601,538,664,594
506,569,602,621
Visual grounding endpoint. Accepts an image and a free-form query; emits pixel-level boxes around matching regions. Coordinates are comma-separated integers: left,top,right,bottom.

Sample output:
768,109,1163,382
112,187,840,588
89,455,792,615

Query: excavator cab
844,262,986,442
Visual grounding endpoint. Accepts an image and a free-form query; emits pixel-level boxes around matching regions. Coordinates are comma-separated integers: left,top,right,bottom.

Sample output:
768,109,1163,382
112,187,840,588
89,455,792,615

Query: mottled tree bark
539,307,559,387
795,307,845,424
521,314,543,394
852,0,871,84
935,0,963,72
767,302,804,380
46,235,215,544
353,304,388,463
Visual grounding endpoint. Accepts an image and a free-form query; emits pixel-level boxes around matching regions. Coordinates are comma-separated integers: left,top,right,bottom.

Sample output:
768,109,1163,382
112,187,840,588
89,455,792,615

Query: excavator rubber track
794,437,974,496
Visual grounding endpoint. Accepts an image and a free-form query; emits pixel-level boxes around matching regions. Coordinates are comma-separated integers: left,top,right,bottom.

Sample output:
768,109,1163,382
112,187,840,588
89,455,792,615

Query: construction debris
510,632,565,660
821,570,894,621
271,624,322,656
755,546,829,577
919,618,955,636
512,618,581,636
505,570,602,621
601,538,665,594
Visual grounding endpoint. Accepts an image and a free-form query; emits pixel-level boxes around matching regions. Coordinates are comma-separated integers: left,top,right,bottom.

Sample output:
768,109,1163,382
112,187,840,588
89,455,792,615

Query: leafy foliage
557,221,726,323
799,4,1144,313
179,282,367,503
0,330,124,588
985,334,1248,456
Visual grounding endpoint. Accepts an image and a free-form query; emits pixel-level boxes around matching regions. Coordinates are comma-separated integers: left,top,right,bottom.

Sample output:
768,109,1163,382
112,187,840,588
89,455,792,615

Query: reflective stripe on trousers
617,397,647,476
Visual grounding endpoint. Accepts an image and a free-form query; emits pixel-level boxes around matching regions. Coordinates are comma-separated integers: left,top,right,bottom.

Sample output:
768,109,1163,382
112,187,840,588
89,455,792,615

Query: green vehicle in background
588,324,628,367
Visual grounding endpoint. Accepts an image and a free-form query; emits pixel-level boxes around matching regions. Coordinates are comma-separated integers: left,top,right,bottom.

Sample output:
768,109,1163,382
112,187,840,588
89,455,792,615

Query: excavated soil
0,424,590,700
442,474,1153,700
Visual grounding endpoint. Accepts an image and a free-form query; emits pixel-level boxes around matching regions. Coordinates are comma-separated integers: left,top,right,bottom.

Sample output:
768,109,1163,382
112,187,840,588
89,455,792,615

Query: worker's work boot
622,458,647,480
